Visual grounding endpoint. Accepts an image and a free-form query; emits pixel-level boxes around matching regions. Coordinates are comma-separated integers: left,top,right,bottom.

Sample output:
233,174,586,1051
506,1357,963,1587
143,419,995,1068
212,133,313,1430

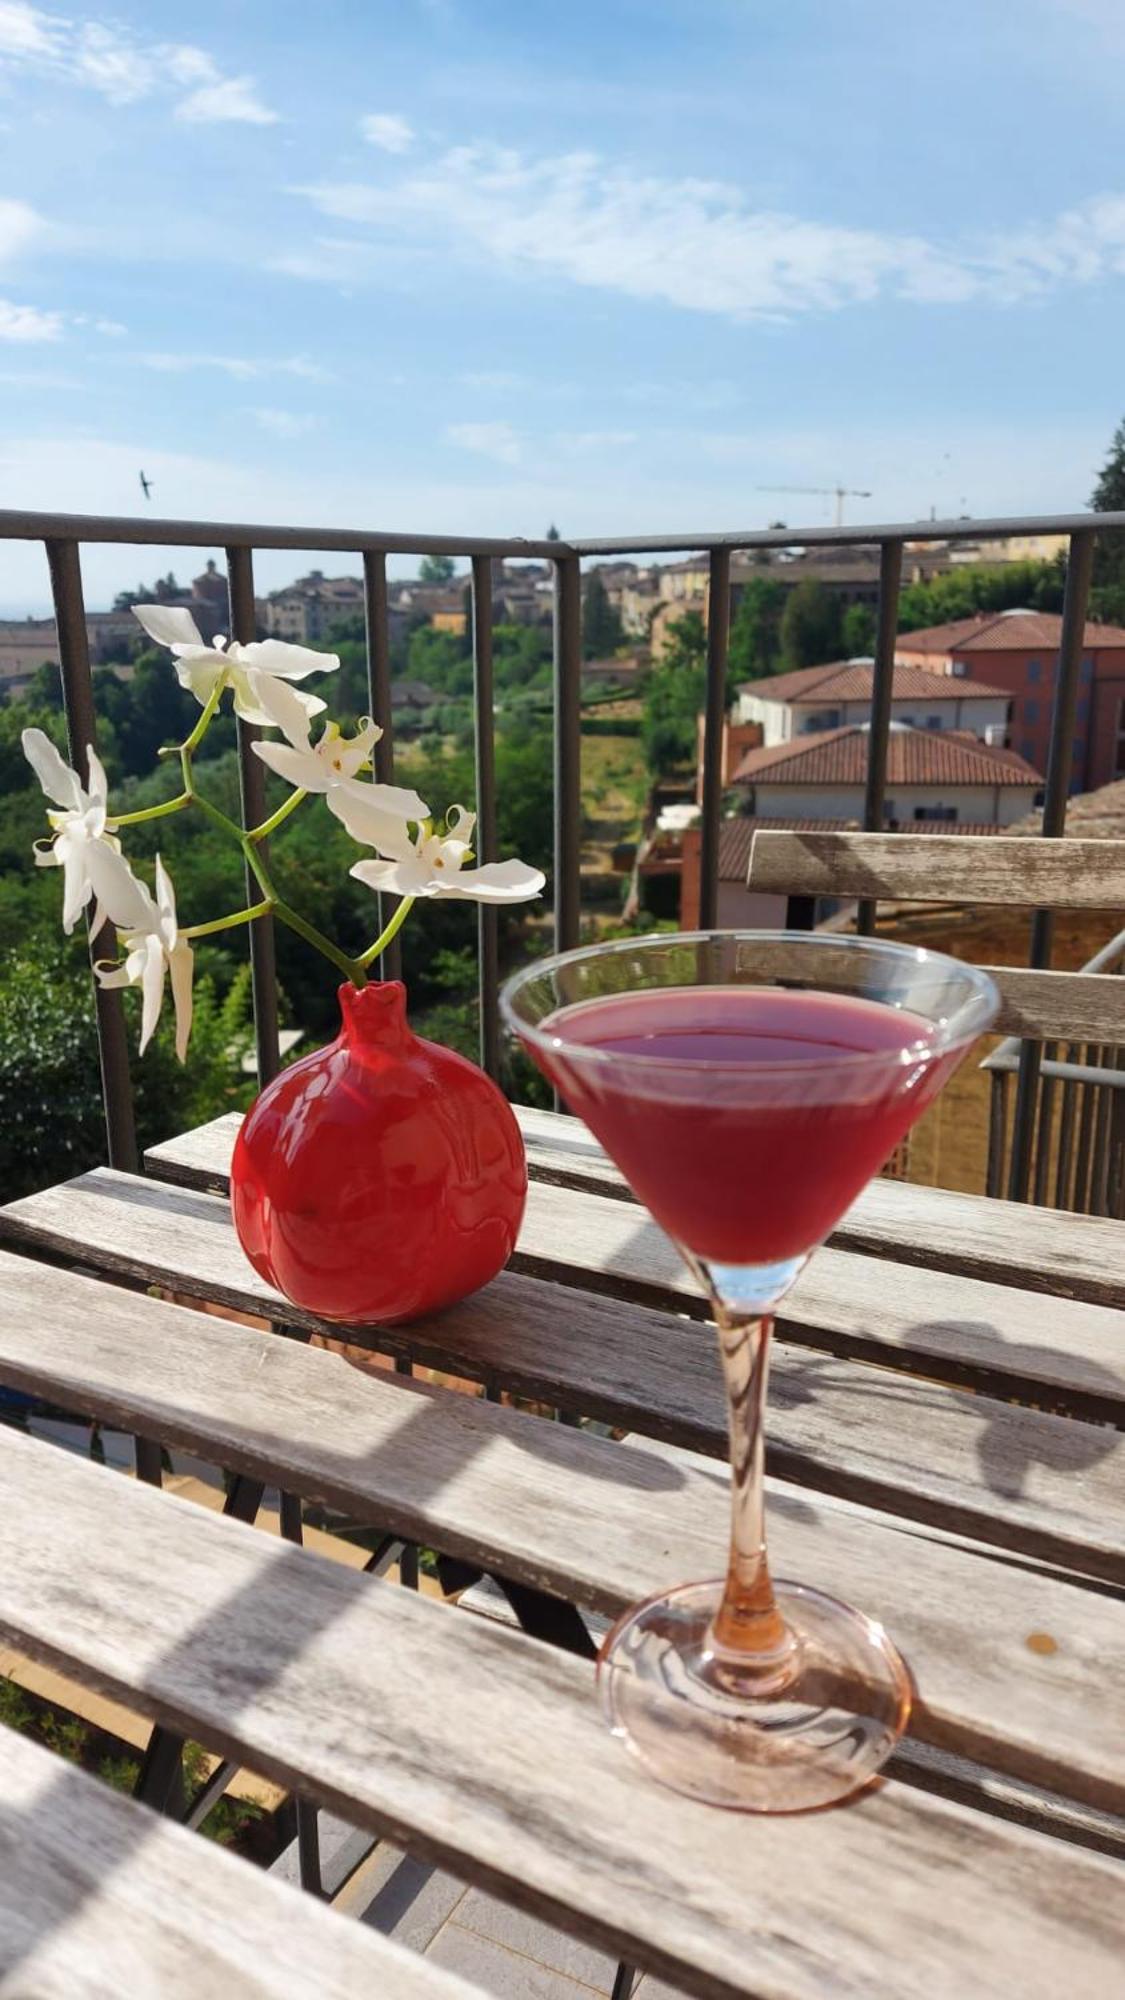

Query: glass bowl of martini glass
501,930,998,1813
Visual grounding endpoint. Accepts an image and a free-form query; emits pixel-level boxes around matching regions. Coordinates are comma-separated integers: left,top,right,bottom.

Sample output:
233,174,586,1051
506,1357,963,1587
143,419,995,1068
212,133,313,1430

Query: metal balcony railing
3,503,1125,1211
982,922,1125,1216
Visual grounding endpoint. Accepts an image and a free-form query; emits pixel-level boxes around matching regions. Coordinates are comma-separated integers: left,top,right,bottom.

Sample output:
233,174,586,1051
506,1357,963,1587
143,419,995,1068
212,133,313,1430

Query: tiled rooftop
736,659,1009,703
730,723,1043,787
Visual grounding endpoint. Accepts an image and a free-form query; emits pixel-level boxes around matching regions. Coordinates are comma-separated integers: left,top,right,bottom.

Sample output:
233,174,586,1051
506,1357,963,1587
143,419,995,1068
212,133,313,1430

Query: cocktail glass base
597,1577,912,1813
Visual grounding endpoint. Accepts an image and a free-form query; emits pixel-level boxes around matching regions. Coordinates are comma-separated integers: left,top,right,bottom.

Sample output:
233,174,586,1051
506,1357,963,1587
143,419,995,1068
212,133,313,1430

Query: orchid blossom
249,673,428,819
132,604,335,727
348,804,545,905
22,728,152,936
96,856,194,1062
326,764,433,859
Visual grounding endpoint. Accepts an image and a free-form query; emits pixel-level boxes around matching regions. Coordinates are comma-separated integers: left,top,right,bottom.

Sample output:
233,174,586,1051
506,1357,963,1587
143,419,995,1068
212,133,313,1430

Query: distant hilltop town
0,532,1070,701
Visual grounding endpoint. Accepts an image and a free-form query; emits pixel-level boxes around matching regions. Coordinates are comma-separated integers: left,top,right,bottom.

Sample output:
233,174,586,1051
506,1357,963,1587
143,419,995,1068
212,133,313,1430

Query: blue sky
1,0,1123,610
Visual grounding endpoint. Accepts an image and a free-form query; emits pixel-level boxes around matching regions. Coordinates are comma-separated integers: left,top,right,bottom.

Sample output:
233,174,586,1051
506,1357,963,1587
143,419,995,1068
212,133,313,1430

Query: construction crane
756,484,872,528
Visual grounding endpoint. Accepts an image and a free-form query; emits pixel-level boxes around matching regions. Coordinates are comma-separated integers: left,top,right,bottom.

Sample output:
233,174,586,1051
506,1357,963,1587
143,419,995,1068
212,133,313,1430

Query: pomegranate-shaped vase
231,981,527,1324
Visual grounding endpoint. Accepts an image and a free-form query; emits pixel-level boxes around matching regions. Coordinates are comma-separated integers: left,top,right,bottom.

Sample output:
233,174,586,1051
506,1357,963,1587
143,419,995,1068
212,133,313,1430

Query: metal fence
4,503,1125,1210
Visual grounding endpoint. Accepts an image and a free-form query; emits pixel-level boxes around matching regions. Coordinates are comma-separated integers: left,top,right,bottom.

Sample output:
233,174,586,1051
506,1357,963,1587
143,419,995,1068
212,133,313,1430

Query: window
1021,739,1036,760
1024,698,1039,724
1081,657,1094,681
1078,693,1090,719
914,804,957,822
1027,659,1042,682
1117,699,1125,777
927,714,942,729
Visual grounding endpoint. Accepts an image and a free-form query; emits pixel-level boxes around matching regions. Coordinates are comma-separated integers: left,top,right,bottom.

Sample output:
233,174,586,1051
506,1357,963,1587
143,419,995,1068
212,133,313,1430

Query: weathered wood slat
2,1428,1124,2000
2,1254,1125,1814
145,1106,1125,1309
981,965,1125,1042
0,1720,474,2000
1,1247,1122,1586
747,829,1125,909
7,1166,1121,1422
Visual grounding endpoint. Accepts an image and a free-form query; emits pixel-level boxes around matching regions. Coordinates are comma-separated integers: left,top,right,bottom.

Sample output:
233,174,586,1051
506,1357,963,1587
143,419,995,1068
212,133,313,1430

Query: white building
730,723,1041,828
734,659,1010,748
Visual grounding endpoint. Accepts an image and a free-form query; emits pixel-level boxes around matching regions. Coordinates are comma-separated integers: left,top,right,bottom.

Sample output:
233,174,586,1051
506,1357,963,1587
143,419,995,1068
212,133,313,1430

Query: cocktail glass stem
707,1311,797,1686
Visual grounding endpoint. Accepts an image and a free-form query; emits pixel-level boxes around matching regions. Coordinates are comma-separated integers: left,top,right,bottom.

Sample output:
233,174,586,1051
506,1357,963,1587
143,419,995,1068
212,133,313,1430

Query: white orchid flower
132,603,336,727
247,672,415,816
349,803,545,905
22,727,152,937
327,765,434,853
96,856,194,1062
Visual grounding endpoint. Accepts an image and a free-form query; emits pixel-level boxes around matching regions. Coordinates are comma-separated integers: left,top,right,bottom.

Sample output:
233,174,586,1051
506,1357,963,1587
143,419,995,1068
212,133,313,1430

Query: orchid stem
357,895,415,970
112,790,192,828
248,787,308,842
182,900,273,940
182,675,228,752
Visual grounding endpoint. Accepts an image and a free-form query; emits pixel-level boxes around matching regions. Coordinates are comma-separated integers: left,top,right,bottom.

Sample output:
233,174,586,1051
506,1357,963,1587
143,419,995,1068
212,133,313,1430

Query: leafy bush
0,936,254,1200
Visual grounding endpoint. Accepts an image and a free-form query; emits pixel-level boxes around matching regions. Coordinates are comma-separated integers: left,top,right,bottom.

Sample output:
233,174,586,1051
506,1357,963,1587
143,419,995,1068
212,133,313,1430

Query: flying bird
139,470,153,500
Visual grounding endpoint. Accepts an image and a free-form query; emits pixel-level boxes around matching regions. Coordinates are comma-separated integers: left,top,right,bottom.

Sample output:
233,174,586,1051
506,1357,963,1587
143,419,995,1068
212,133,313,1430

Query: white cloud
250,407,315,438
175,74,277,127
0,295,61,339
297,143,1125,321
138,351,330,382
361,112,414,154
0,195,43,262
0,6,278,122
448,420,523,466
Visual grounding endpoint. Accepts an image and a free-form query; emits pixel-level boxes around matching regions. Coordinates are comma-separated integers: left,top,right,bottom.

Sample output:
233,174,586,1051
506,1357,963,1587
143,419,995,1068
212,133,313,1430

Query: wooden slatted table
0,1105,1123,1997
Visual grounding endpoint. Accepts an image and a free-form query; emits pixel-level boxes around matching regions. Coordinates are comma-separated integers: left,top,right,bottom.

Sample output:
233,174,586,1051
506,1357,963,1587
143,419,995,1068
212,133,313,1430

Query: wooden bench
745,829,1125,1041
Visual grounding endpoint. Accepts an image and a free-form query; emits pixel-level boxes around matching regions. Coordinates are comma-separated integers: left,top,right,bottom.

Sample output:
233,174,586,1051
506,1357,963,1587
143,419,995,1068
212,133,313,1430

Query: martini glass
501,931,998,1812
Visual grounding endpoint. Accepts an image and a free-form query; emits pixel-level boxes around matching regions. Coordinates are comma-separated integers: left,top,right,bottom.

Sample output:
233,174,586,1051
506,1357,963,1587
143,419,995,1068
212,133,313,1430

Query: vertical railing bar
553,554,582,954
472,554,500,1078
1033,1057,1057,1207
1073,1050,1098,1214
362,551,401,983
1080,1080,1104,1216
46,538,139,1176
1053,1054,1079,1209
985,1072,1007,1199
857,539,904,937
226,545,281,1087
1008,528,1094,1200
699,548,731,930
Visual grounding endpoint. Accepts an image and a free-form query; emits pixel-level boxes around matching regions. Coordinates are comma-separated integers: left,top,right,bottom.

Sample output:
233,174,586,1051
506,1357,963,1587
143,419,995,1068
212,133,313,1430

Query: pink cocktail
502,931,997,1812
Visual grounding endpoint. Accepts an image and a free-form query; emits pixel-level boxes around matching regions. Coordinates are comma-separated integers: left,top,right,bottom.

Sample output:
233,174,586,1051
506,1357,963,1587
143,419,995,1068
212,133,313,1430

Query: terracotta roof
730,723,1042,788
715,816,1010,882
736,660,1008,703
899,611,1125,654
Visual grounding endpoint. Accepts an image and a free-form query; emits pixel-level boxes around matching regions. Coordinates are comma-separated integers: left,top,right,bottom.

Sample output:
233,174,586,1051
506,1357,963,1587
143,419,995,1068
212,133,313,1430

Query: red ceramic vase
231,981,527,1324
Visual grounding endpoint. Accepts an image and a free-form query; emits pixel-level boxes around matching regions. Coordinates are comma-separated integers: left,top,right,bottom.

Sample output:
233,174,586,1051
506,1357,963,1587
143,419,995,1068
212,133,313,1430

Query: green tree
1091,417,1125,606
841,603,877,656
418,554,456,585
546,523,561,541
779,581,843,670
727,577,786,683
582,572,623,659
641,612,707,775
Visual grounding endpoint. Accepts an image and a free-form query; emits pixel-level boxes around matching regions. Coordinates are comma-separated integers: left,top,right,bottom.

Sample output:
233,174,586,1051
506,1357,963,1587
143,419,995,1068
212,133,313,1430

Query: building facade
894,611,1125,791
730,723,1041,827
734,660,1010,748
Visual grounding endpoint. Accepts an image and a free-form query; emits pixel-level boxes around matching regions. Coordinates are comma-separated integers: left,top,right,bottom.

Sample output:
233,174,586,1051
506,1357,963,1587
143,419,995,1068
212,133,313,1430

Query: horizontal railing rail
5,505,1125,1206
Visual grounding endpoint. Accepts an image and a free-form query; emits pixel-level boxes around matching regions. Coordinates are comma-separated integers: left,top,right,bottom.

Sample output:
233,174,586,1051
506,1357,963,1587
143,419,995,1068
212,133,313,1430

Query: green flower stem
356,895,415,971
182,674,228,753
182,900,273,940
248,786,308,842
112,789,192,828
115,673,384,988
